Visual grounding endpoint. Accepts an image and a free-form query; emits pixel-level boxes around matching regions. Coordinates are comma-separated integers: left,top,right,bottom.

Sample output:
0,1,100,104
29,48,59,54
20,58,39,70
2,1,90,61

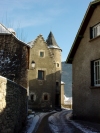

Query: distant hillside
61,62,72,97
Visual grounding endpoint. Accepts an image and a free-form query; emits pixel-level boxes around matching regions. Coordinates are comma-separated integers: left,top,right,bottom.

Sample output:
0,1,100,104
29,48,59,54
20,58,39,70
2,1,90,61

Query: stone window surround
39,50,45,58
42,92,50,101
36,68,47,80
56,62,60,68
29,92,36,101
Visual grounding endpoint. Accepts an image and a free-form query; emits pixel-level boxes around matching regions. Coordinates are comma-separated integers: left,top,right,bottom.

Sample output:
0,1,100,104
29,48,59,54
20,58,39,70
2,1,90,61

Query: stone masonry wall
0,34,29,88
0,76,27,133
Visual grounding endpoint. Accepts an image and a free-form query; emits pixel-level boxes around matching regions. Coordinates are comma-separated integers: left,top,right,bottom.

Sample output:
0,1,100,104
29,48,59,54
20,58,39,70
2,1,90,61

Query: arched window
30,93,36,101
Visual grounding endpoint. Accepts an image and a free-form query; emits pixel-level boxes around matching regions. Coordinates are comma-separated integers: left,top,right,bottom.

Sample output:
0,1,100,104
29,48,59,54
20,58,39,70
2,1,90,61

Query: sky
0,0,93,61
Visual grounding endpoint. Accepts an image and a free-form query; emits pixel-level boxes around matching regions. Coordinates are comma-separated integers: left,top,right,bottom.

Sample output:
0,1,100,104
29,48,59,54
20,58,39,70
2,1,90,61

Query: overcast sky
0,0,92,61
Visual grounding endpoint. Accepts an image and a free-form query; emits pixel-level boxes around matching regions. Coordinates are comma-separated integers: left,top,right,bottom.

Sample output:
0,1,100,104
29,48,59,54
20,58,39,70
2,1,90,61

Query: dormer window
90,23,100,39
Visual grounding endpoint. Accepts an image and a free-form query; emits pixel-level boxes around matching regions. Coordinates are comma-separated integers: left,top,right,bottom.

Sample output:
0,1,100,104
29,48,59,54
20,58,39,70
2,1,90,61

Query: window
30,93,36,101
38,70,45,80
56,62,60,68
91,59,100,86
40,51,44,57
43,93,49,101
90,23,100,39
30,94,34,101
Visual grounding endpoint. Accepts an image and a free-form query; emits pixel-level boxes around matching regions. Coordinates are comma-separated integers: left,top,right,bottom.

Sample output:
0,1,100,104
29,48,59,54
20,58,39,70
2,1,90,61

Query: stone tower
46,31,62,108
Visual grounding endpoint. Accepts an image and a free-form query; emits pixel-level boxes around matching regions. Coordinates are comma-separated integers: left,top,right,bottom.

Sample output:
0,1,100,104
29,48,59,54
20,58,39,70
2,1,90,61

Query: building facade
66,0,100,122
28,32,62,110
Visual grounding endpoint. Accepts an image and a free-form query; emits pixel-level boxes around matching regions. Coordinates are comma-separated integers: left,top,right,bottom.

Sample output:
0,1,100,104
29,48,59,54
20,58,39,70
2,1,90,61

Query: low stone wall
0,76,27,133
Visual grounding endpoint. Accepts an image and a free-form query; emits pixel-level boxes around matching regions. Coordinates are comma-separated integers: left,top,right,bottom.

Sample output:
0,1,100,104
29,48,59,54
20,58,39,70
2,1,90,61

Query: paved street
34,113,53,133
49,110,100,133
22,109,100,133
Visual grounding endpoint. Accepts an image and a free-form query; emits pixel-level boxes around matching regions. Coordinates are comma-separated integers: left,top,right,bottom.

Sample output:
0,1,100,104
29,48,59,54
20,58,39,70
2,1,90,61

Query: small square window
40,51,44,57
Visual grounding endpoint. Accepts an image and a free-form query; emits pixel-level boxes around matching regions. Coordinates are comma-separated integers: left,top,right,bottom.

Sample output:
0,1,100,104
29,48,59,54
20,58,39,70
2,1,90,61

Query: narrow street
23,109,100,133
35,114,52,133
33,113,54,133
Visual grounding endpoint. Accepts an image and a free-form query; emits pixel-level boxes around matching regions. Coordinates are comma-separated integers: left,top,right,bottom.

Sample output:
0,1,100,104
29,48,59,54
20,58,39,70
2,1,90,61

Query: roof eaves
0,23,30,48
66,1,98,64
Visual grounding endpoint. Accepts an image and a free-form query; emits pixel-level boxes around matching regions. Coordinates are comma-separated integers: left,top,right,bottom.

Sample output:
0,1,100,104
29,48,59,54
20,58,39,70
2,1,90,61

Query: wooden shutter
90,27,93,39
91,61,94,86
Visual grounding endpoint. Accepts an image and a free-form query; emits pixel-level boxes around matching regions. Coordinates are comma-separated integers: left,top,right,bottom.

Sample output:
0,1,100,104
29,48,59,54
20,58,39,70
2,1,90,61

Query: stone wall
0,34,29,88
0,76,27,133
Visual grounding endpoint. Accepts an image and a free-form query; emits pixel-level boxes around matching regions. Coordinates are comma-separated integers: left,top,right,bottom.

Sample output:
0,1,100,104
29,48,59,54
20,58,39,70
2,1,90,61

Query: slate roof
46,31,62,51
66,0,100,63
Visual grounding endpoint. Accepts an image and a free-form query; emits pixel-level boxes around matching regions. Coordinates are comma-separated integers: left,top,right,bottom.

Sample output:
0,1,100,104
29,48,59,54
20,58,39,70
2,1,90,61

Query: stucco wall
0,76,27,133
72,4,100,121
28,36,61,109
0,35,29,88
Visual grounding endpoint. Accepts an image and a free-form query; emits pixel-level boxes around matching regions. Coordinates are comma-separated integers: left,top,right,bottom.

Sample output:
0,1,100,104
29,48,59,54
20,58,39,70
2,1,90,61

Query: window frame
90,23,100,39
39,50,45,58
38,70,45,80
91,59,100,87
94,59,100,86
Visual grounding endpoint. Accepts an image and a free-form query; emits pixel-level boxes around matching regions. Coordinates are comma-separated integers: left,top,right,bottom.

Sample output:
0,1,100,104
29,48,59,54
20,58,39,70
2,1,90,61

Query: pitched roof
46,31,62,51
0,23,11,34
0,23,29,47
66,0,100,63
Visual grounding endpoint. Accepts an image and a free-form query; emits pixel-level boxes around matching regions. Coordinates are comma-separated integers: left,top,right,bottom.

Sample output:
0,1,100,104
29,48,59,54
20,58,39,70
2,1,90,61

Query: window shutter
90,27,93,39
91,61,94,86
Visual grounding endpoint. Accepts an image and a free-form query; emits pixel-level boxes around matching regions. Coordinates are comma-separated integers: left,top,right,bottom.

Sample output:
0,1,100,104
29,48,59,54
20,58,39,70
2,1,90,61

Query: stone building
0,23,29,132
0,23,29,88
66,0,100,122
28,32,62,110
